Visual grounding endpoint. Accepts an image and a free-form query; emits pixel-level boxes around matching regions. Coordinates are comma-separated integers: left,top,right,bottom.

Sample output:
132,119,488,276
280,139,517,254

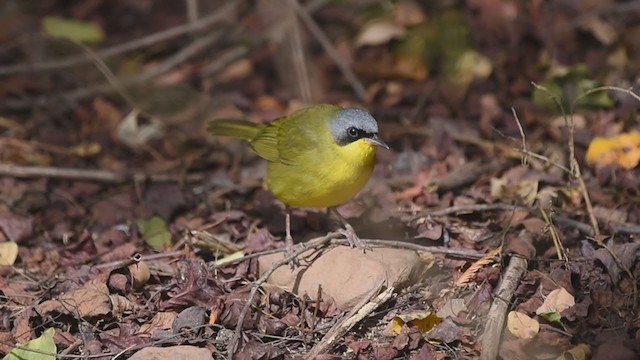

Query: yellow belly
266,140,377,208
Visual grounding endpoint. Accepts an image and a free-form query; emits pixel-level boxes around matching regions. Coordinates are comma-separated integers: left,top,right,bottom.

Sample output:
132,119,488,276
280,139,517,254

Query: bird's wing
248,123,281,162
250,115,317,165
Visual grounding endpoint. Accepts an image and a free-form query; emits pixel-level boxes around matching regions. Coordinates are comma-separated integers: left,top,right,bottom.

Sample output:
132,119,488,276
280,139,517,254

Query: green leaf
214,250,245,266
532,64,614,110
42,16,105,44
3,328,57,360
137,216,173,250
539,311,562,323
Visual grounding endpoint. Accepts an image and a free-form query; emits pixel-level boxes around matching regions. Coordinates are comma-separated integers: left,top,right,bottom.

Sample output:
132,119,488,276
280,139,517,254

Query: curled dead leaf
356,21,406,47
507,311,539,339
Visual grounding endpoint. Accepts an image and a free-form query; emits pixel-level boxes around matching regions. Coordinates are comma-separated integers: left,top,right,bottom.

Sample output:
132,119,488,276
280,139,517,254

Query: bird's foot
338,223,370,251
284,234,300,268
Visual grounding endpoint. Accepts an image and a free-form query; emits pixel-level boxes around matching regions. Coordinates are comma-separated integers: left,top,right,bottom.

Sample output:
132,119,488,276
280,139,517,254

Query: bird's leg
284,206,302,267
328,207,368,250
285,205,294,250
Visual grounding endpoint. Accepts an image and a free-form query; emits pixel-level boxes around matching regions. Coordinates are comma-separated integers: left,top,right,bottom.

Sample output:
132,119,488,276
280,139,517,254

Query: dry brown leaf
38,281,111,318
536,287,575,319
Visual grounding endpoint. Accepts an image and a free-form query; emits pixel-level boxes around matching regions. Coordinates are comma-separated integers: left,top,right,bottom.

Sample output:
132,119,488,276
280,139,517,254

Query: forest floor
1,1,640,359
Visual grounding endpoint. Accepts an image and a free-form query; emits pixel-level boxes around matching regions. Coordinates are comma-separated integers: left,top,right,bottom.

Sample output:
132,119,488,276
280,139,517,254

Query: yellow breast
266,139,377,208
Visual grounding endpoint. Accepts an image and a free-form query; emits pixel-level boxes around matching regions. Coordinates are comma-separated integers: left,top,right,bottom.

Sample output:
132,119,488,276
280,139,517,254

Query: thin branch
0,2,238,76
305,284,394,359
2,32,222,109
289,0,368,102
0,163,204,183
228,233,338,358
403,203,640,237
480,252,528,360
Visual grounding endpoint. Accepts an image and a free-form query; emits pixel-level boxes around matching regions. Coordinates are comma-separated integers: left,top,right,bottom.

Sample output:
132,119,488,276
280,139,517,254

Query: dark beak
364,133,389,149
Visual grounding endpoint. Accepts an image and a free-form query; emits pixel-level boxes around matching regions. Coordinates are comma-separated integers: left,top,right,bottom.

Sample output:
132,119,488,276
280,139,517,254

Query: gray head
328,108,389,148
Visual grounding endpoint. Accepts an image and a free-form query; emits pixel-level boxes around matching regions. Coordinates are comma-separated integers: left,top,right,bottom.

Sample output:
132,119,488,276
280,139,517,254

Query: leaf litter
1,1,640,359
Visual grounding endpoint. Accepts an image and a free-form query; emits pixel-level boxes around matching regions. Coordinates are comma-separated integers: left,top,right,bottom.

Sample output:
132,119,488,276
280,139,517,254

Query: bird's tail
207,120,265,141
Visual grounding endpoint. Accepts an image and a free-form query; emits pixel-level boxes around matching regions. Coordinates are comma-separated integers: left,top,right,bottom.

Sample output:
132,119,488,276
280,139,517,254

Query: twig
227,233,337,358
213,237,489,269
539,207,566,261
305,284,394,359
404,203,640,237
0,163,204,183
2,32,223,109
480,252,528,360
331,239,488,260
0,3,238,76
569,134,600,237
511,107,528,166
289,0,368,102
405,203,522,221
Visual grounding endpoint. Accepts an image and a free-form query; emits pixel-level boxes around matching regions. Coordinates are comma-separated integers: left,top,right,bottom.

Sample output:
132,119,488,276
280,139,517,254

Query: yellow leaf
389,311,442,334
586,131,640,169
556,344,591,360
42,16,105,44
507,311,539,339
214,251,245,266
69,143,101,157
0,242,18,265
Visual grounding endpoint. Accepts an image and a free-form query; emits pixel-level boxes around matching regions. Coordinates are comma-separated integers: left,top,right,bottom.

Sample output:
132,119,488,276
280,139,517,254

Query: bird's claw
338,224,370,251
284,235,301,268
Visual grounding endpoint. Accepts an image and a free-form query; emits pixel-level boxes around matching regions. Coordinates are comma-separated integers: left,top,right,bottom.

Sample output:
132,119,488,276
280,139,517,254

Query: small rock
258,246,433,309
128,345,213,360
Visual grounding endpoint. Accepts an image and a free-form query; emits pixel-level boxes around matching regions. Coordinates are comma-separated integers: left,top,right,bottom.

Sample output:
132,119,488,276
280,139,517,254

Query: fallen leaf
42,16,104,44
586,131,640,169
507,311,539,339
556,343,591,360
427,317,467,343
38,281,111,318
436,298,467,318
536,287,575,323
3,327,56,360
137,216,173,250
388,311,442,335
138,312,176,335
117,110,164,151
356,20,406,47
0,242,18,265
0,208,33,243
394,0,426,26
582,17,617,45
214,250,245,266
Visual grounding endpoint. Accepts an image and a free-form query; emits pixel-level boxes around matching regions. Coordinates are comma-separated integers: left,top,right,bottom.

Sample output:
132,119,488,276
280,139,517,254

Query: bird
208,103,388,249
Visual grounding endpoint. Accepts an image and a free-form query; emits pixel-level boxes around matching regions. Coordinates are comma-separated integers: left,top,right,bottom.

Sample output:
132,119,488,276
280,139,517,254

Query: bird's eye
347,127,359,138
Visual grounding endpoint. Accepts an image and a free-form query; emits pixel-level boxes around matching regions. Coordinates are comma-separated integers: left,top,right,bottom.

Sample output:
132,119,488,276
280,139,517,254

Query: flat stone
258,246,434,309
128,345,213,360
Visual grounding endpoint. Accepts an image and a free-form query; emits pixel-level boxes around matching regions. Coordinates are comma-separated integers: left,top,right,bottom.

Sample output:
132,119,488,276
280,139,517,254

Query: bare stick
305,284,394,359
511,107,528,166
2,32,222,110
227,233,337,358
404,203,640,237
0,3,237,76
480,251,528,360
0,163,204,183
214,237,489,268
290,0,368,102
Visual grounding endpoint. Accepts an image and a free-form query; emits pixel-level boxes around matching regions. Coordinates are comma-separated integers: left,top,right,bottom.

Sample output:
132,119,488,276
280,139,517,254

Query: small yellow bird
208,104,388,248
